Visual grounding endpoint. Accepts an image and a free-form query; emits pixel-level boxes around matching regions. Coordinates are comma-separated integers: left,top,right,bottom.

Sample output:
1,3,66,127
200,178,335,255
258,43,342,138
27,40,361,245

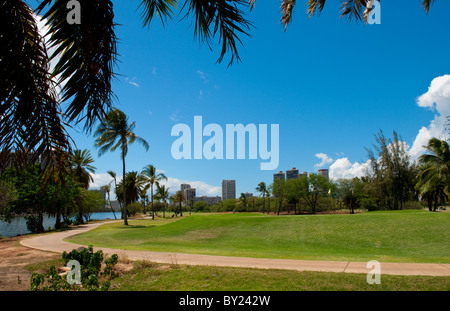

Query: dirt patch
0,236,59,291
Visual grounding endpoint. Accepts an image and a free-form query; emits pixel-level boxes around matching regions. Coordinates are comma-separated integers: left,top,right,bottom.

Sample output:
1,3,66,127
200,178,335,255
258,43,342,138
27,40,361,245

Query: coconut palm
107,170,124,219
154,184,170,218
417,138,450,193
139,184,151,214
94,109,149,225
142,164,167,220
116,171,146,207
238,193,248,212
416,138,450,210
69,149,96,223
101,183,117,219
173,190,185,217
255,182,268,213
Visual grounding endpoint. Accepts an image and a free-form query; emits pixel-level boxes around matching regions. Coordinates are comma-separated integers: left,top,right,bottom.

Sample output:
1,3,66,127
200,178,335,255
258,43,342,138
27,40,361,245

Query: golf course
67,210,450,264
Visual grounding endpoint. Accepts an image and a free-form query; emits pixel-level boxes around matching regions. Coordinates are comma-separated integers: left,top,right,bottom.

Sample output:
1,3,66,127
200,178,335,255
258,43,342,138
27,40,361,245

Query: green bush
24,215,41,233
30,245,118,291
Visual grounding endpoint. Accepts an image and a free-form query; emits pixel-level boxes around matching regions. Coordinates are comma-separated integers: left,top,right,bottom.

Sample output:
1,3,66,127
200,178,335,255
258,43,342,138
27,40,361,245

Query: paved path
20,221,450,277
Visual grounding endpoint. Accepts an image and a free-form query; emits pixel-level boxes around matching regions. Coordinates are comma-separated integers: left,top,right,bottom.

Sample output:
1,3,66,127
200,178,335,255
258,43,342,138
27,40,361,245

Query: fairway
67,211,450,263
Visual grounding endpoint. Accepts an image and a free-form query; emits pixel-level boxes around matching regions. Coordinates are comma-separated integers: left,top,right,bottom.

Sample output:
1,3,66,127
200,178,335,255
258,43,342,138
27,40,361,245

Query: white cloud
152,67,157,75
125,76,140,87
314,153,333,168
327,75,450,180
196,70,208,83
329,158,371,180
158,177,220,197
409,74,450,160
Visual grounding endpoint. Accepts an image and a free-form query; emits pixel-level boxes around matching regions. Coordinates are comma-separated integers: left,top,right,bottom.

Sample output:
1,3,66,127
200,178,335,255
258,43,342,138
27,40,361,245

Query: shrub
24,215,41,233
30,245,118,291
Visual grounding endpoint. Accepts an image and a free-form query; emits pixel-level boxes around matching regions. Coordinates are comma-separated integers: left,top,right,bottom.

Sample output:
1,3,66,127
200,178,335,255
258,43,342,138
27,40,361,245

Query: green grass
112,261,450,291
68,211,450,263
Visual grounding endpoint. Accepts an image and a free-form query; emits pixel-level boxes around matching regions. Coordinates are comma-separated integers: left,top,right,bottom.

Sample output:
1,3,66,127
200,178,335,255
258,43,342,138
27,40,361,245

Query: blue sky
38,0,450,197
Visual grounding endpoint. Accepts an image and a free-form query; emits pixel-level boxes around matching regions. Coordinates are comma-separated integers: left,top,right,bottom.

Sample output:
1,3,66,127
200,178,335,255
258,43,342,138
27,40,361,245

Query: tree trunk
151,184,155,220
122,154,128,225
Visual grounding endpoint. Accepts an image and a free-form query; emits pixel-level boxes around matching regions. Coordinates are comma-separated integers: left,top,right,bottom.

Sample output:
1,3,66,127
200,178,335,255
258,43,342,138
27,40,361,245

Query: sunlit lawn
68,210,450,263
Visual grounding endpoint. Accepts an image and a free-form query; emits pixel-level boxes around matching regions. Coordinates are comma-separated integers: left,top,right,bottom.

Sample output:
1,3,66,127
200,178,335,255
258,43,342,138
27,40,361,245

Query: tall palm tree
101,183,117,219
69,149,96,223
139,183,151,214
142,164,167,220
107,170,123,219
173,190,185,217
154,184,170,218
94,109,149,225
256,182,267,213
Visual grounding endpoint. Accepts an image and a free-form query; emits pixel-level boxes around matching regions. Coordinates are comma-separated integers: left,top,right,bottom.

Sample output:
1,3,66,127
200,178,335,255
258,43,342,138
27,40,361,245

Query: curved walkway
20,221,450,277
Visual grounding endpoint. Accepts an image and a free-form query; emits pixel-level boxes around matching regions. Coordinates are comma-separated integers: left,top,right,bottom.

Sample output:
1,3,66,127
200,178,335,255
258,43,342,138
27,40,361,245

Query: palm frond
340,0,368,23
139,0,179,27
0,0,71,174
182,0,253,66
422,0,435,14
37,0,118,131
306,0,326,17
280,0,296,30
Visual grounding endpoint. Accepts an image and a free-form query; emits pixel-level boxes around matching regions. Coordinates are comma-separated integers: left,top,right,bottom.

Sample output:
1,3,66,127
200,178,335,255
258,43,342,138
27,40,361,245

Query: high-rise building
181,184,191,192
286,167,299,180
273,171,285,181
184,188,196,202
318,169,329,180
221,180,236,201
243,192,253,198
299,171,308,178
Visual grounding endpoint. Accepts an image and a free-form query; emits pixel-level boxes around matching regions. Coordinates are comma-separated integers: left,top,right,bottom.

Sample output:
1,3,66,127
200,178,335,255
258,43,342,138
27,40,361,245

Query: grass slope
68,211,450,263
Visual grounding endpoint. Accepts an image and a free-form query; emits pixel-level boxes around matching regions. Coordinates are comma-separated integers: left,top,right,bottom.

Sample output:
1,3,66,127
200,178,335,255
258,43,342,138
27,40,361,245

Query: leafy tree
193,200,209,213
0,180,17,222
95,109,149,225
365,130,416,210
80,190,105,222
142,164,167,220
296,174,331,214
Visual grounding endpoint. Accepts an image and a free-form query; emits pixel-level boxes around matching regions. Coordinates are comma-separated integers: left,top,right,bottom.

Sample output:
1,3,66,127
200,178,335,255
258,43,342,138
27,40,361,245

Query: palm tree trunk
122,154,128,225
151,183,155,220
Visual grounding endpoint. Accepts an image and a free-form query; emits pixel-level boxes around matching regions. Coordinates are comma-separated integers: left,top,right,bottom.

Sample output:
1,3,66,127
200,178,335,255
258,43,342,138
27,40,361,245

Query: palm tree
142,164,167,220
101,183,117,219
416,138,450,210
94,109,149,225
256,182,267,213
238,193,248,212
154,184,170,218
116,171,146,207
1,0,253,168
173,191,185,217
107,170,124,219
139,184,151,214
69,149,96,223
